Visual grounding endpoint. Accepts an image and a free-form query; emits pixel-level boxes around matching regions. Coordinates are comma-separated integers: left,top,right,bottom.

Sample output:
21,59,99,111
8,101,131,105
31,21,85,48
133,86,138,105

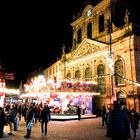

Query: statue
61,44,66,62
72,38,76,51
62,44,65,54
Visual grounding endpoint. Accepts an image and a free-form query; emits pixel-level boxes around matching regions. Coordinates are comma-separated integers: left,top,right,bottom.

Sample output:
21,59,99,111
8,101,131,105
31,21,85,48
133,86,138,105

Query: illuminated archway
116,91,127,106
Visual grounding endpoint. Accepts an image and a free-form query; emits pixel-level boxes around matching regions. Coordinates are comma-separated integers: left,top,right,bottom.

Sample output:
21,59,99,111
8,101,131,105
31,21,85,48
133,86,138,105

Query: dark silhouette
7,104,16,135
77,105,81,120
40,104,51,135
34,104,41,124
130,108,140,139
0,107,6,138
109,101,130,140
24,104,35,138
121,105,131,119
17,104,22,121
105,107,111,137
22,104,28,122
101,105,107,126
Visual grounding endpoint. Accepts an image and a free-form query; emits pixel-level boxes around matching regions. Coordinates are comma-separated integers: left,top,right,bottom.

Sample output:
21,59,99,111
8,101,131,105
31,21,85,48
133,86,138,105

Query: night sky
1,0,98,88
1,0,138,88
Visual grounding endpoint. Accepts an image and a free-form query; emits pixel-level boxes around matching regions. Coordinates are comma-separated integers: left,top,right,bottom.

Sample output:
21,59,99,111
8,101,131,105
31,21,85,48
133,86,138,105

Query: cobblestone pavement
2,117,140,140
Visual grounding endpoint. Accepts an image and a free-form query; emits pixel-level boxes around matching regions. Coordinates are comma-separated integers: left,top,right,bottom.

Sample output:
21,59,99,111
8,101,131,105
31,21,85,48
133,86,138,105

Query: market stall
20,75,100,115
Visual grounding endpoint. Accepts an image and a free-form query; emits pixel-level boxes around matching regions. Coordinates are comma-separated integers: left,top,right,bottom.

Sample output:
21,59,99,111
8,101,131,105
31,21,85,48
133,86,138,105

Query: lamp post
106,17,115,104
124,9,136,109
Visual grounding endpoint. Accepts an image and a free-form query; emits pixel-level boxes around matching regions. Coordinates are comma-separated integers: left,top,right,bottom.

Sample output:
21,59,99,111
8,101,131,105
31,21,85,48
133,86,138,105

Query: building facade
43,0,140,112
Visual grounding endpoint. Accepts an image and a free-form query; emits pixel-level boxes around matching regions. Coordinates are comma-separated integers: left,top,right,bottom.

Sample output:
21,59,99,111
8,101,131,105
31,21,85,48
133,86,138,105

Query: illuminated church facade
43,0,140,112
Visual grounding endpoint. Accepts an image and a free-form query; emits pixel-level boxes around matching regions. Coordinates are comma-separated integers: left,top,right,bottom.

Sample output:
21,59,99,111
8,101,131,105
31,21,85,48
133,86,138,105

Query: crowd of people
0,101,140,139
0,102,51,138
0,101,86,138
101,101,140,140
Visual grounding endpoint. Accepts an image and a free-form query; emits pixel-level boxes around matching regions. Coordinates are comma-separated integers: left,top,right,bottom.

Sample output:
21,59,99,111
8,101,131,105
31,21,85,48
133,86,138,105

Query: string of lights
91,74,140,87
67,74,140,87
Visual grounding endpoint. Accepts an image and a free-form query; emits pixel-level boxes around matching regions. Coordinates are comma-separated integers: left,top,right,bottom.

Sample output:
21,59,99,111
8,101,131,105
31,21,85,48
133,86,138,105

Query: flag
5,73,14,80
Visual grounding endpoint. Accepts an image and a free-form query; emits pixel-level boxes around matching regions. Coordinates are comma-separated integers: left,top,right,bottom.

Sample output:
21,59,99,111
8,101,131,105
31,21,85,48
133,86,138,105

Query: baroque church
41,0,140,113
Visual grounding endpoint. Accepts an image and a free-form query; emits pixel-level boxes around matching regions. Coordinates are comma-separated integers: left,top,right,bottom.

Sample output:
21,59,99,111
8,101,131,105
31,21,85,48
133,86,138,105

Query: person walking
130,108,140,139
7,104,16,135
22,104,28,123
17,104,22,122
0,107,6,138
109,101,130,140
101,105,107,126
77,105,81,120
24,104,35,138
105,107,111,137
34,104,41,124
39,103,51,135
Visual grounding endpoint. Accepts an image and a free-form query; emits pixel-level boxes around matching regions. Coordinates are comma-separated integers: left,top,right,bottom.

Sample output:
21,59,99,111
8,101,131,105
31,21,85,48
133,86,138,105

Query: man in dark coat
101,105,107,126
109,101,130,140
40,104,50,135
7,104,16,135
130,108,140,139
24,104,35,138
77,105,81,120
0,107,6,138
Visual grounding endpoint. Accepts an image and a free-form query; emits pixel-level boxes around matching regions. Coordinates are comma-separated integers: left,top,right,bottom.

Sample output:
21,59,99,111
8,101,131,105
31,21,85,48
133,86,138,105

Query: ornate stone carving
75,42,100,58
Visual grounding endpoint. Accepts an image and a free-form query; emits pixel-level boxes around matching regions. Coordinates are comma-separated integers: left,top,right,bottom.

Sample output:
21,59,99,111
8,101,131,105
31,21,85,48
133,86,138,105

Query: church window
77,29,82,43
75,70,81,79
97,64,106,94
85,67,92,80
67,72,71,79
115,59,125,86
99,14,104,33
87,22,92,38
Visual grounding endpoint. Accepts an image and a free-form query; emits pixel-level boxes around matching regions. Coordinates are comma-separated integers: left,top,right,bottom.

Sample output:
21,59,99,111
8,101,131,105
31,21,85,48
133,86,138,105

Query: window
99,15,104,33
87,22,92,38
49,69,51,76
56,65,58,73
115,60,125,86
97,64,106,94
85,67,92,80
75,70,81,79
67,72,71,79
77,29,82,43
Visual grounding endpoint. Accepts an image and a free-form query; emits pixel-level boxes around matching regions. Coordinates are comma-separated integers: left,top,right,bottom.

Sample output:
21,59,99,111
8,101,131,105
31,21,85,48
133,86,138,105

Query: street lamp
106,18,115,104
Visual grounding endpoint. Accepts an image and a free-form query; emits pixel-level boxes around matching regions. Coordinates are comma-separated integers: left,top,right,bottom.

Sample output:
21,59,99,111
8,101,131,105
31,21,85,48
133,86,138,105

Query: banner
5,73,14,80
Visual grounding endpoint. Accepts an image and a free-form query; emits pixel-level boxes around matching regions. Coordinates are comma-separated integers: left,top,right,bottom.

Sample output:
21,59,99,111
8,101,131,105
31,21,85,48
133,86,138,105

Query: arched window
67,72,71,79
99,15,104,33
97,64,106,94
115,59,125,86
87,22,92,38
117,91,126,106
75,70,81,79
85,67,92,80
77,29,82,43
